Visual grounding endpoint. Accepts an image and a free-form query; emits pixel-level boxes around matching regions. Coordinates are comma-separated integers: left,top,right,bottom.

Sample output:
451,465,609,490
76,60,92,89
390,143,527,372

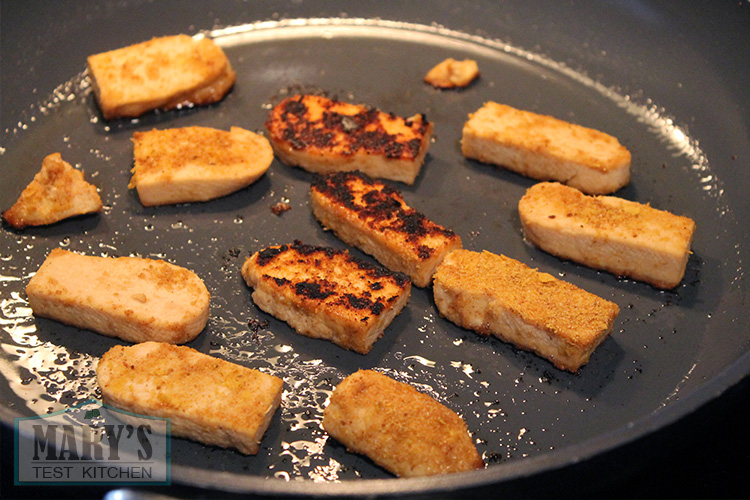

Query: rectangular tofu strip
310,171,462,287
265,94,433,185
130,126,273,206
87,34,235,120
461,102,631,194
323,370,483,477
26,249,210,344
519,182,696,289
97,342,283,455
433,249,619,372
241,241,411,354
3,153,102,229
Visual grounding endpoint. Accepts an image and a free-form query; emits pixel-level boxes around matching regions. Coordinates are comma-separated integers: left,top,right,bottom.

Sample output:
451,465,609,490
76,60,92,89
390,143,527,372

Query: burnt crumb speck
271,202,292,215
485,452,503,464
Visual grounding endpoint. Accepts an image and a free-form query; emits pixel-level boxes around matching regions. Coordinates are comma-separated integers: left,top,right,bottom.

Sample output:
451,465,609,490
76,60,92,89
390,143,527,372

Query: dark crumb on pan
271,202,292,215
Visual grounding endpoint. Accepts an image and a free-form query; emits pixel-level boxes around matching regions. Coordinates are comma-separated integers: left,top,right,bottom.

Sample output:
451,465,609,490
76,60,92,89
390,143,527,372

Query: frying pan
1,1,748,498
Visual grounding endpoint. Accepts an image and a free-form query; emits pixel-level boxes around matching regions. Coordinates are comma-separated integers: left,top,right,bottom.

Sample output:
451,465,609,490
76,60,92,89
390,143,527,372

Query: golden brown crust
265,95,433,184
3,153,102,229
518,182,696,289
241,241,411,354
87,35,235,120
433,249,619,371
461,102,631,194
311,171,462,286
424,58,479,88
323,370,483,477
97,342,283,455
130,126,273,206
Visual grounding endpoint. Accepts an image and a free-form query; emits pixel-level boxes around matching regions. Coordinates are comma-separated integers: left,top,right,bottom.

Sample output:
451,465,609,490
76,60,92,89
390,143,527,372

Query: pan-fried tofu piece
424,58,479,88
129,126,273,206
311,171,462,287
433,249,619,372
87,34,235,120
97,342,283,455
26,249,209,344
323,370,483,477
518,182,696,289
3,153,102,229
265,95,433,185
241,241,411,354
462,102,631,194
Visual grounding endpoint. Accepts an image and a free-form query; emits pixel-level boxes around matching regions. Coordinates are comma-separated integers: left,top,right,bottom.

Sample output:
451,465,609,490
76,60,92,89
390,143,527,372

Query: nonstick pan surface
1,2,748,498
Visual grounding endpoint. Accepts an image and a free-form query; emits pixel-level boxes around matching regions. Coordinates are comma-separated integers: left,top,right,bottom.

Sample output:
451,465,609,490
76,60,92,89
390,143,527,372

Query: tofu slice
323,370,484,477
87,34,235,120
129,126,273,206
26,249,210,344
424,58,480,88
311,171,462,287
241,241,411,354
433,249,619,372
3,153,102,229
97,342,283,455
462,102,631,194
265,95,433,185
518,182,696,289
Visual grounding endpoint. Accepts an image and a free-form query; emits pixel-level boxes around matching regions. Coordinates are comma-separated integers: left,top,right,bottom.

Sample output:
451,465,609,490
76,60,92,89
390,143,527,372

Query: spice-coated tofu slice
433,249,619,372
310,171,462,287
241,241,411,354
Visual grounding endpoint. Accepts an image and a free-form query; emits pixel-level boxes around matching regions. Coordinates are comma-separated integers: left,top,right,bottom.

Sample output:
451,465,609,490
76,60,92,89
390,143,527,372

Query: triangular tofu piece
3,153,102,229
129,126,273,206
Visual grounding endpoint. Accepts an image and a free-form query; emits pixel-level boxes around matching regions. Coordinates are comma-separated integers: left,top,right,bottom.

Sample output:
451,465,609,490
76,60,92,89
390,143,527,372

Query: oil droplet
144,224,154,231
234,216,244,224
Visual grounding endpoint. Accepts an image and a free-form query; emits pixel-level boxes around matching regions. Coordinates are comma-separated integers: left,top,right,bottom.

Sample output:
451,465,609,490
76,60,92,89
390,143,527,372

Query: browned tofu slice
462,102,631,194
265,94,433,185
97,342,283,455
130,126,273,206
26,249,210,344
322,370,484,477
433,249,619,372
3,153,102,229
310,171,462,287
518,182,696,289
241,241,411,354
424,58,480,88
87,34,235,120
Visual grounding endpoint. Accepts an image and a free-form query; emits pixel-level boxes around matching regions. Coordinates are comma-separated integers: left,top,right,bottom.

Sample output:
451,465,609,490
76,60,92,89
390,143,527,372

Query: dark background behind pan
1,1,749,499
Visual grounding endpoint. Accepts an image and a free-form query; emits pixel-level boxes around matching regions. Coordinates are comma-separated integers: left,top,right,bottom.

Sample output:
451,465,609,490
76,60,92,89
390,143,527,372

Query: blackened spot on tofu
370,282,384,291
256,244,289,267
295,281,334,300
272,276,290,286
283,97,307,117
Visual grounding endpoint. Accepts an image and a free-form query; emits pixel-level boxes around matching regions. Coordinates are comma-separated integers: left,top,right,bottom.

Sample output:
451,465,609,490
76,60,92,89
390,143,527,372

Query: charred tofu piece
130,126,273,206
323,370,483,477
462,102,631,194
97,342,283,455
265,94,433,185
518,182,696,289
26,249,209,344
241,241,411,354
433,249,619,372
3,153,102,229
311,171,462,287
424,58,479,88
87,34,235,120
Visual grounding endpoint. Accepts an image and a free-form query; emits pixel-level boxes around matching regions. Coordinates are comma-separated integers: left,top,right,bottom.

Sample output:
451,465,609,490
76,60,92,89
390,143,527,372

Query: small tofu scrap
265,94,433,185
97,342,283,455
130,126,273,206
311,171,462,287
241,241,411,354
87,34,236,120
433,249,619,372
323,370,484,477
462,102,631,194
26,249,210,344
519,182,696,289
424,58,479,88
3,153,102,229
